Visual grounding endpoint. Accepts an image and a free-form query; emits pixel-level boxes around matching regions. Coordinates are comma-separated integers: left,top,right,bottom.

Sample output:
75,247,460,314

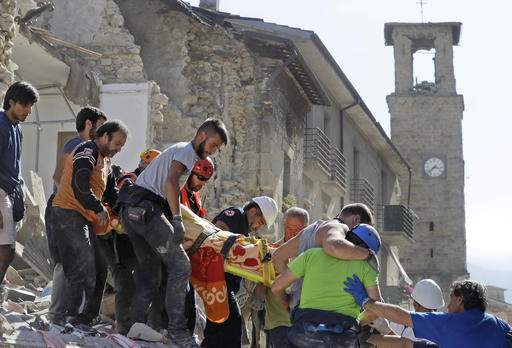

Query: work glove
96,207,109,227
344,274,370,309
171,215,185,244
366,250,380,274
368,317,391,334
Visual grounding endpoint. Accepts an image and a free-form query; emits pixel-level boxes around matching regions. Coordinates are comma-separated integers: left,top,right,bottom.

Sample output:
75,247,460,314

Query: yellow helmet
139,149,161,165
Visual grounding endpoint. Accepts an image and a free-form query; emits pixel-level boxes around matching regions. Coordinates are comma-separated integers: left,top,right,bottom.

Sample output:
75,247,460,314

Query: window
353,148,360,180
429,221,435,231
380,170,388,205
339,110,344,151
57,131,78,161
413,48,436,86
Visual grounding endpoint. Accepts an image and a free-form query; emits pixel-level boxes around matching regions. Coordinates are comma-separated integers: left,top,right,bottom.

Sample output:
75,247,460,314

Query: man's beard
186,177,200,192
99,143,113,157
197,140,206,159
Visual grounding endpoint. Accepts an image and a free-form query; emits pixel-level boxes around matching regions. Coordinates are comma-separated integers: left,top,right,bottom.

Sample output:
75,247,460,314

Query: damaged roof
161,0,410,174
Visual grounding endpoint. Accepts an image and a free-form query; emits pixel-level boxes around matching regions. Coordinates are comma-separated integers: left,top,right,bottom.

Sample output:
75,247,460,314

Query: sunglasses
194,173,209,181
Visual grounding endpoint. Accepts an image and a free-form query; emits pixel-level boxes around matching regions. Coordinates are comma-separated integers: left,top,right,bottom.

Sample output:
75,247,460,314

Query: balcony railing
350,178,376,214
377,205,416,240
304,128,347,190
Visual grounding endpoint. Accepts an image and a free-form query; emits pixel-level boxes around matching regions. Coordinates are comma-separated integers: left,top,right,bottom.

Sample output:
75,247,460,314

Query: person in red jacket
182,158,214,333
180,157,214,218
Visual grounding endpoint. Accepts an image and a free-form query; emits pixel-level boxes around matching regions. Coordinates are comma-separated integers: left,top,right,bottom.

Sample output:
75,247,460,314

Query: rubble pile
0,264,174,347
0,174,181,347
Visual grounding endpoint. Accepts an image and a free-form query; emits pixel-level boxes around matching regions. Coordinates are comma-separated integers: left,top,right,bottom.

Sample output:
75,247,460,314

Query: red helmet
192,158,214,180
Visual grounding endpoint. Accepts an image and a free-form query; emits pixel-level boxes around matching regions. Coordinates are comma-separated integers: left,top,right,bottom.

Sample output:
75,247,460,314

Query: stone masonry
386,23,467,292
0,0,17,98
115,0,312,223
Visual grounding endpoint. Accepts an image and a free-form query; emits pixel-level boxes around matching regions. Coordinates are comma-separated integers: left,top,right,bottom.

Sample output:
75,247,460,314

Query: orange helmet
192,158,214,180
140,149,161,165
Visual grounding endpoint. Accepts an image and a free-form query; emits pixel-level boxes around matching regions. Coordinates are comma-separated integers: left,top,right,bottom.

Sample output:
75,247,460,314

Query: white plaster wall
20,92,79,197
99,83,151,172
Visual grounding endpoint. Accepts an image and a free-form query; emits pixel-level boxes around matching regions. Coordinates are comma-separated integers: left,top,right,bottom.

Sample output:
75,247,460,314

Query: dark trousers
96,232,137,334
201,289,242,348
121,202,191,336
268,326,291,348
289,308,360,348
52,207,105,324
147,266,197,335
45,195,67,323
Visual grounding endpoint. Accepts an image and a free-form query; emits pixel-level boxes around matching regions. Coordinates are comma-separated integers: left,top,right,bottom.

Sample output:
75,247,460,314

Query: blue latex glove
343,274,369,308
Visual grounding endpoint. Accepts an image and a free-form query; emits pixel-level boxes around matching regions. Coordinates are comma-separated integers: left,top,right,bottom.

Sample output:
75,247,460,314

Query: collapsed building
0,0,426,345
24,0,415,285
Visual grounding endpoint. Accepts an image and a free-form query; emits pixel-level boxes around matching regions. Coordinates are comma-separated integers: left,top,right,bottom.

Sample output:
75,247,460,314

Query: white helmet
411,279,445,310
252,196,278,227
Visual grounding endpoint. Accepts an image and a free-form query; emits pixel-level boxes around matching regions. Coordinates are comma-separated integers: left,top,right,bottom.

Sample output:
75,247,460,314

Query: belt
187,228,217,256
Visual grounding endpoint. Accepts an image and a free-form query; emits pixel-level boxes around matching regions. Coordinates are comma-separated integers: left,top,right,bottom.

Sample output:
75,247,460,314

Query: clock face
424,157,445,177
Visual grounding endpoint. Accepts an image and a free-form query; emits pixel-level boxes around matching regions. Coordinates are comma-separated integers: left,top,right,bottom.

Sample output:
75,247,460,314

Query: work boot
168,330,199,348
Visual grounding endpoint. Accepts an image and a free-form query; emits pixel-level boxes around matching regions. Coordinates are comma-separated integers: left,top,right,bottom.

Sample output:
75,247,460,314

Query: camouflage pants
121,201,191,336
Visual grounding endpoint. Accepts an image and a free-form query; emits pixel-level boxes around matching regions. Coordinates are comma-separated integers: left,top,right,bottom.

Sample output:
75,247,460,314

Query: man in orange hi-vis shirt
51,120,128,327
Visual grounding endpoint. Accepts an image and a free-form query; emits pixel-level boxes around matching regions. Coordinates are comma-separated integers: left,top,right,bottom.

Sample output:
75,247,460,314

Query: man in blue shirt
344,278,512,348
0,81,39,286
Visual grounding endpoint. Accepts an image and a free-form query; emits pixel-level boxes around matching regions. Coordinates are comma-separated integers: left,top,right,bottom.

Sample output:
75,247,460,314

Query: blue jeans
268,326,291,348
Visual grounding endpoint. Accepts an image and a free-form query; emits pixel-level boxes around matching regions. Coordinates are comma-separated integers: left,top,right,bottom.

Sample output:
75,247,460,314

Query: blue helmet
350,224,381,254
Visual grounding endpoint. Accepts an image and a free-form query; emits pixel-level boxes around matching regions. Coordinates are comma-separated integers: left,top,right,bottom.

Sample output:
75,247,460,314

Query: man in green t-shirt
271,224,382,348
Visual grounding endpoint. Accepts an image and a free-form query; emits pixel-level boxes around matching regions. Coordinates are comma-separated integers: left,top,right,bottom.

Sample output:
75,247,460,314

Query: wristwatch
173,214,183,222
361,297,376,310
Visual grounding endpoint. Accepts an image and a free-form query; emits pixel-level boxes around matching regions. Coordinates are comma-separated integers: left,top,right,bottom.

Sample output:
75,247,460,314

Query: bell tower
385,22,468,291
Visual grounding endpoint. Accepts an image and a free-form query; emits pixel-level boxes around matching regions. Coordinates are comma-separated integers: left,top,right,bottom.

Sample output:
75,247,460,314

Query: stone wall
114,0,312,221
35,0,168,146
37,0,145,84
0,0,17,98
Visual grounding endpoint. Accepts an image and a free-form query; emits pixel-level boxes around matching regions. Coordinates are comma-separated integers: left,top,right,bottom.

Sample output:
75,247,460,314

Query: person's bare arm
367,335,414,348
164,160,187,216
52,152,66,189
214,220,230,231
364,301,413,328
271,233,301,273
359,285,384,325
318,222,370,260
271,268,297,306
253,283,267,301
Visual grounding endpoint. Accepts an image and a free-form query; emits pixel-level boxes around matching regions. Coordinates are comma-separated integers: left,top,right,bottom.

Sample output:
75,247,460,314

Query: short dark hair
3,81,39,110
340,203,374,225
96,120,129,140
243,201,262,216
451,280,487,312
76,106,107,132
197,118,229,145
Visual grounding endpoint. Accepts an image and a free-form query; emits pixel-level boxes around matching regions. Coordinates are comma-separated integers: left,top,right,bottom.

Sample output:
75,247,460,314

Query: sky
189,0,512,295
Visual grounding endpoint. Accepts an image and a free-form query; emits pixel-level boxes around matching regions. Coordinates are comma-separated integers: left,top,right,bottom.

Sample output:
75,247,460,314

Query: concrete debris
127,322,168,343
6,288,37,303
5,266,26,287
0,264,179,347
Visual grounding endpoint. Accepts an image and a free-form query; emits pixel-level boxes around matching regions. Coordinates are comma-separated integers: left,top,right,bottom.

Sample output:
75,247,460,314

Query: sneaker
72,323,99,336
